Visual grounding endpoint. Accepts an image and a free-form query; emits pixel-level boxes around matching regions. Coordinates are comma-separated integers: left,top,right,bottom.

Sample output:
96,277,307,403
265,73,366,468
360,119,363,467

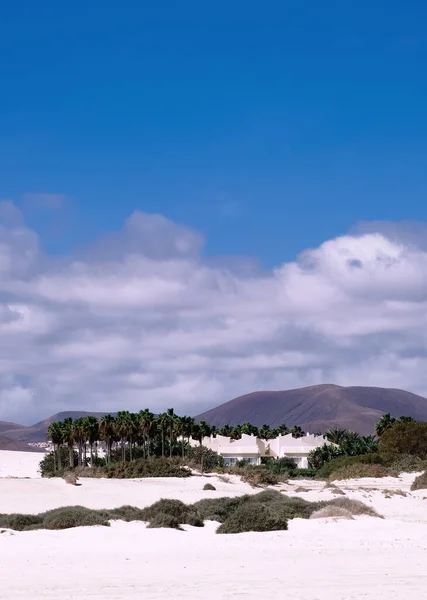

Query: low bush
236,466,279,487
100,505,146,522
64,472,78,485
0,513,43,531
147,513,182,530
217,503,288,534
310,506,353,520
140,499,204,527
192,496,244,523
186,446,225,473
328,463,396,481
103,457,191,479
411,471,427,491
294,486,310,493
386,455,427,475
327,497,382,518
43,506,109,530
317,454,385,480
203,483,216,491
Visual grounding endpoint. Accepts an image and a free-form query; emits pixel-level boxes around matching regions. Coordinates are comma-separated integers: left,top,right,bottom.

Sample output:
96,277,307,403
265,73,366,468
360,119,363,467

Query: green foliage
140,499,204,527
187,446,225,472
40,448,78,477
102,457,191,479
203,483,216,491
192,496,245,523
316,453,384,479
328,463,396,480
0,513,43,531
147,513,182,530
265,457,296,474
410,471,427,491
238,466,279,487
43,506,110,530
217,503,288,534
379,422,427,458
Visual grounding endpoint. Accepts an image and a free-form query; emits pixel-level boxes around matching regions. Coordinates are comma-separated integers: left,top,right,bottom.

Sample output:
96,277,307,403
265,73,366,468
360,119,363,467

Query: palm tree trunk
147,435,150,459
69,445,74,468
90,443,94,467
169,426,173,458
129,437,133,462
161,430,164,457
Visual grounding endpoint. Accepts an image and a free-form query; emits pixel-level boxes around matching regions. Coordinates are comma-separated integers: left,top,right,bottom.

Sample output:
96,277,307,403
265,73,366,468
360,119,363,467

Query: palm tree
398,416,415,424
290,425,305,439
375,413,396,437
82,416,99,467
60,418,75,469
218,424,233,437
259,424,273,440
72,418,86,467
138,409,155,458
99,414,116,463
324,427,348,445
157,412,169,457
240,422,259,437
47,421,63,471
166,408,176,458
116,411,132,461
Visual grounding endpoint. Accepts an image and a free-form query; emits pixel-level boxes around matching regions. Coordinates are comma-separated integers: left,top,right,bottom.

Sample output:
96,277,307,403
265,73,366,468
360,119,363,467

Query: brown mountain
0,435,45,452
196,384,427,435
1,411,116,443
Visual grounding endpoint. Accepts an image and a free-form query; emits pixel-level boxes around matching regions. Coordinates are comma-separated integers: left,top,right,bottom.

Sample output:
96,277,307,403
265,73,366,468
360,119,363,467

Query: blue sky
1,1,426,265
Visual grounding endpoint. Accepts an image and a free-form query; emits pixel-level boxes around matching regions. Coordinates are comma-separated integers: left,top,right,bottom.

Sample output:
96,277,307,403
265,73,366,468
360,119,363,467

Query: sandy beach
1,451,427,599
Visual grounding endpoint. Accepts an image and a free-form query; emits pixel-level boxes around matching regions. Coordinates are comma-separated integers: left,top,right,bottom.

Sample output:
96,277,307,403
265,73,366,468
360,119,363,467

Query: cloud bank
1,200,427,423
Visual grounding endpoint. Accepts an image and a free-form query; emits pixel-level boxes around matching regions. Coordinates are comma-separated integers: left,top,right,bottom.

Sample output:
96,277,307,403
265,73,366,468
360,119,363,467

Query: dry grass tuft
310,506,354,520
411,471,427,491
294,486,310,493
64,472,79,486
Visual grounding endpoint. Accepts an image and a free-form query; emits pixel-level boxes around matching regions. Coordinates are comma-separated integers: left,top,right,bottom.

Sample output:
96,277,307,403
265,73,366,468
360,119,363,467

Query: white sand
0,450,43,478
1,451,427,599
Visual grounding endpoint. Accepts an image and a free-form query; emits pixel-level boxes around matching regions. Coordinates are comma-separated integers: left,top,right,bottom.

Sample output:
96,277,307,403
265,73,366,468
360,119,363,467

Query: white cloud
1,200,427,424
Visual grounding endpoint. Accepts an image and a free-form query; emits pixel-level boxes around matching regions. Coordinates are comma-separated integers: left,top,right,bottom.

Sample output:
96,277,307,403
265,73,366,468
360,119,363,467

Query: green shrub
0,513,43,531
411,471,427,491
103,457,191,479
100,505,146,522
265,457,297,474
203,483,216,491
39,448,78,477
147,513,182,530
186,446,225,472
328,463,396,481
140,499,204,527
192,496,245,523
386,454,427,474
217,503,288,534
237,466,279,487
43,506,110,530
379,422,427,458
317,454,385,480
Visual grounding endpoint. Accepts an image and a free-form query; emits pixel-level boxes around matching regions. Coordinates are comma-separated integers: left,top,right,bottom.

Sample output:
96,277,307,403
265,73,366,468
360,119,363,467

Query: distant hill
0,421,25,435
196,384,427,435
1,411,117,443
0,435,45,452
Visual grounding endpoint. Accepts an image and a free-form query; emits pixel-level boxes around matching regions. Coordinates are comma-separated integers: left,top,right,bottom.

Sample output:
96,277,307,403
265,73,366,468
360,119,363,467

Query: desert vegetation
0,490,381,533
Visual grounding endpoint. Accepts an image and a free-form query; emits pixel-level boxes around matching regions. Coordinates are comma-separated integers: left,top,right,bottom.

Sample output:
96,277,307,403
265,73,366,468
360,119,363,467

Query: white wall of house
191,431,328,468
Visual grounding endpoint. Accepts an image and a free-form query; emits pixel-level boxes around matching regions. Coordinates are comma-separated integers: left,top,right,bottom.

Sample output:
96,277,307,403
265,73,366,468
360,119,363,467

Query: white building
191,434,266,465
268,433,327,468
192,432,327,468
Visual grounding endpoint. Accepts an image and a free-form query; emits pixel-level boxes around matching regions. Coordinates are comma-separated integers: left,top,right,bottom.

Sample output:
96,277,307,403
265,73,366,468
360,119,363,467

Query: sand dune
1,451,427,599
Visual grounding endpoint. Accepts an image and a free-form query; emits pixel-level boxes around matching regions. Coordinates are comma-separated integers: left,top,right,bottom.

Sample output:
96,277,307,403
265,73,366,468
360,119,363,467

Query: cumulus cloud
1,200,427,424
